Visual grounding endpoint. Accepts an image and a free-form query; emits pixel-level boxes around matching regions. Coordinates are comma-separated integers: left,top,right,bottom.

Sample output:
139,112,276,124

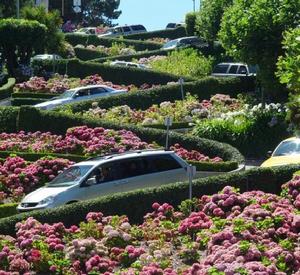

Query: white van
99,25,147,37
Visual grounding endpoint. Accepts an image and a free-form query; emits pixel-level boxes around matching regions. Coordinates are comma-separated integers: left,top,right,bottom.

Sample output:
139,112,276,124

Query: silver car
34,84,127,110
17,150,190,212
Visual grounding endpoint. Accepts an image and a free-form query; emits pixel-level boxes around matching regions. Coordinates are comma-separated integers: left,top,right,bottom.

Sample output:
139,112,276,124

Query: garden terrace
0,77,15,100
32,58,189,85
65,33,163,51
0,164,298,236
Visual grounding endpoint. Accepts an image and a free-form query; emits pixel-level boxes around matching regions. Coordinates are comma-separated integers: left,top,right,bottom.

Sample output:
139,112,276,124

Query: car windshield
47,165,93,187
162,40,177,49
273,140,300,156
57,89,75,99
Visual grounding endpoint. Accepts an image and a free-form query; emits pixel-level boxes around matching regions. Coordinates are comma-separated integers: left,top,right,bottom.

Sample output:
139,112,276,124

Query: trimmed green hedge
0,107,19,133
74,47,109,61
11,97,46,106
32,58,189,85
64,76,255,113
90,48,171,63
188,160,238,172
0,203,18,219
16,106,244,164
124,27,187,40
65,34,162,51
11,92,58,99
0,165,298,236
0,78,16,100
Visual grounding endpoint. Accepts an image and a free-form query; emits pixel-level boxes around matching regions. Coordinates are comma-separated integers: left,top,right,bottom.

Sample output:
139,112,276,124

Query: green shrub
0,78,16,100
11,92,57,99
0,164,298,235
185,12,197,36
65,34,162,51
62,76,255,113
16,106,244,163
74,47,109,61
11,97,46,106
0,107,19,133
192,107,289,157
124,27,187,40
0,203,18,219
32,58,187,85
149,48,213,78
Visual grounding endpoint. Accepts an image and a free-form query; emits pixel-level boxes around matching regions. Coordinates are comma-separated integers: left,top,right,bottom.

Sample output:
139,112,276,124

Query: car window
127,63,138,68
131,25,145,31
238,65,247,74
90,87,107,95
113,27,121,34
228,65,239,74
123,26,131,32
142,155,182,173
89,29,96,35
163,40,178,48
76,89,90,97
213,64,229,74
166,23,176,28
88,162,121,184
273,140,300,156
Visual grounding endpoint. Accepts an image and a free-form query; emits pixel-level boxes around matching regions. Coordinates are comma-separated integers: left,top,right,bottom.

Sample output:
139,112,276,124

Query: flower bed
0,156,73,203
79,94,242,126
1,178,300,274
13,74,159,95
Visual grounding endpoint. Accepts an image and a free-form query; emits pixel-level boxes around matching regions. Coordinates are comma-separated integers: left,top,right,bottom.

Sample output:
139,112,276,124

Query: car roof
281,137,300,142
69,84,115,91
74,150,175,166
216,62,247,66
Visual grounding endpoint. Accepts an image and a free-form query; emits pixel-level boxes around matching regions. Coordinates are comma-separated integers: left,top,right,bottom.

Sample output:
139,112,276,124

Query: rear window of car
131,25,146,31
213,64,229,74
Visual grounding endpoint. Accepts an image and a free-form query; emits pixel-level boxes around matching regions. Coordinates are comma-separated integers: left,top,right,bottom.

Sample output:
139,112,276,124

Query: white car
99,24,147,37
30,54,62,64
74,27,99,35
211,63,257,77
17,150,190,212
110,61,149,70
162,36,208,50
34,85,127,110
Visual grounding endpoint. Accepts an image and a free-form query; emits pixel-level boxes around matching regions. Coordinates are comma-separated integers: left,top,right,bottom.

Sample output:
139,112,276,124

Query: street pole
62,0,64,17
193,0,195,12
16,0,20,19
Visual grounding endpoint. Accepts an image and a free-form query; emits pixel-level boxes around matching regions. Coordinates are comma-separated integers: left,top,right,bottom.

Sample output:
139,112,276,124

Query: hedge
63,76,255,113
124,26,187,40
0,203,18,219
11,92,58,99
11,97,46,106
0,107,19,133
0,164,298,236
65,33,162,51
0,78,16,100
74,47,109,61
89,48,171,63
15,106,244,164
32,58,189,85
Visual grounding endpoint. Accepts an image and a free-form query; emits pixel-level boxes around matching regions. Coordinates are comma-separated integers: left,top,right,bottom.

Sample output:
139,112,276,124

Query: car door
73,88,91,103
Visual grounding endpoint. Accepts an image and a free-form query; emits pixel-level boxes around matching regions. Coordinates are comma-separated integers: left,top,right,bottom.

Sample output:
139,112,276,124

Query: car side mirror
267,151,273,157
86,177,96,186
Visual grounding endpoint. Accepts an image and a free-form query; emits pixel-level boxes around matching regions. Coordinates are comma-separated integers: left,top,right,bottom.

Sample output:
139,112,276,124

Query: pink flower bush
2,179,300,274
0,156,73,202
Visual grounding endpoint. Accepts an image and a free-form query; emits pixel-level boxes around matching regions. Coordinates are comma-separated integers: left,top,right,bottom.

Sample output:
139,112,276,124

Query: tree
195,0,233,45
0,0,34,18
277,28,300,93
0,19,46,75
219,0,300,98
21,6,64,53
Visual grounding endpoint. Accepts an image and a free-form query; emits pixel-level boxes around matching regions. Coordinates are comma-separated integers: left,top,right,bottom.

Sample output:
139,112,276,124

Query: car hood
21,186,70,203
261,155,300,168
35,98,70,107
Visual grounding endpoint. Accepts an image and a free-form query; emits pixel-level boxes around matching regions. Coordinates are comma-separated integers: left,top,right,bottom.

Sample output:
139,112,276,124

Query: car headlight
38,196,55,206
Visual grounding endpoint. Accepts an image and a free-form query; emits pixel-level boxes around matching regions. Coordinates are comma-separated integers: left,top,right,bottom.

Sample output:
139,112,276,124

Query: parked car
166,22,185,29
261,137,300,168
99,24,147,37
162,36,208,50
34,85,127,110
74,27,99,35
110,60,149,69
17,150,191,211
30,54,62,64
211,63,257,77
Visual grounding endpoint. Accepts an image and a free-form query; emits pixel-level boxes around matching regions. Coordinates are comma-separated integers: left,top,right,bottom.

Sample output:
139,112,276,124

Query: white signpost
164,116,173,150
179,77,184,100
187,165,197,200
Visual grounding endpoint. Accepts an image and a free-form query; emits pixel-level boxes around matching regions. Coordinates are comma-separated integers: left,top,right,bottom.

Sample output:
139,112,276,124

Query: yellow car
261,137,300,167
